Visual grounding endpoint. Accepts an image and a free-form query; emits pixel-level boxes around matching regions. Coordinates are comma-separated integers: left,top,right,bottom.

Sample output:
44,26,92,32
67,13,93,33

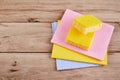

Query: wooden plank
0,23,119,52
0,53,119,80
0,0,120,22
0,23,52,52
108,23,120,52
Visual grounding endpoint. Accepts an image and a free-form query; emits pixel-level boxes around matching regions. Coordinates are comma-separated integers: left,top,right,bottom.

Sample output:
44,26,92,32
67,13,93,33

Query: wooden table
0,0,120,80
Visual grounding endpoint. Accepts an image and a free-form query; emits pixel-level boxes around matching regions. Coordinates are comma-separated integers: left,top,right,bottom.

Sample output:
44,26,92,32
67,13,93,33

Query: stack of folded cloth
51,9,114,70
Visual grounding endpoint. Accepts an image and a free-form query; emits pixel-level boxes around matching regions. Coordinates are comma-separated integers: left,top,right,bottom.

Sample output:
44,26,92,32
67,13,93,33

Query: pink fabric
51,9,114,60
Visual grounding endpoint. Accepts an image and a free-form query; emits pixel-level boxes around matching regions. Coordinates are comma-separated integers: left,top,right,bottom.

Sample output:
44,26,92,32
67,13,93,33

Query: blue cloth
52,22,99,70
52,22,57,34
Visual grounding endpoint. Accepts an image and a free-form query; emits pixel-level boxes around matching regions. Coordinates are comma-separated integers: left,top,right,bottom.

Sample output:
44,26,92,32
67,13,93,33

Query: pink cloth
51,9,114,60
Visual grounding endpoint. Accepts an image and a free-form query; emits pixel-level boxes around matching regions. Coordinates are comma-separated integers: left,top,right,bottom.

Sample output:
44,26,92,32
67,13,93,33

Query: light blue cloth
52,22,99,70
52,22,57,34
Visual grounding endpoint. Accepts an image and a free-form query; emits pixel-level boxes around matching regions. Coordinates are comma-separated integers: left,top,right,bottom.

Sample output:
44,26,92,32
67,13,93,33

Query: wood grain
0,0,120,80
0,53,120,80
0,0,120,22
0,23,52,52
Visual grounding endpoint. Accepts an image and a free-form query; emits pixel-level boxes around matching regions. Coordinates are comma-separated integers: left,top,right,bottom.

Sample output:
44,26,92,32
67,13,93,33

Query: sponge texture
74,15,102,34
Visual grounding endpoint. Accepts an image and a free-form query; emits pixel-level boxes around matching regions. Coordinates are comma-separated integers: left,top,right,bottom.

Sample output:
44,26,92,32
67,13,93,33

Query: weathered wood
0,53,119,80
0,23,119,52
108,23,120,52
0,0,120,80
0,23,52,52
0,0,120,22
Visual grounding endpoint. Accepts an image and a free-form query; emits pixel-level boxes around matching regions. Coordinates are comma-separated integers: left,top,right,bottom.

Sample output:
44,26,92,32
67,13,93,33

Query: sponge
66,24,94,50
74,15,102,34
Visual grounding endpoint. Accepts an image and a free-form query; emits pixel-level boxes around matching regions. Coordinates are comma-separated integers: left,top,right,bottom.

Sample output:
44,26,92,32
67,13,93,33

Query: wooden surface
0,0,120,80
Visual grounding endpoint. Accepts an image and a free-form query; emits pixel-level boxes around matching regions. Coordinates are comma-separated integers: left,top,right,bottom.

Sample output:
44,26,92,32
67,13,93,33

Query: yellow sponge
74,15,102,34
66,24,94,50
